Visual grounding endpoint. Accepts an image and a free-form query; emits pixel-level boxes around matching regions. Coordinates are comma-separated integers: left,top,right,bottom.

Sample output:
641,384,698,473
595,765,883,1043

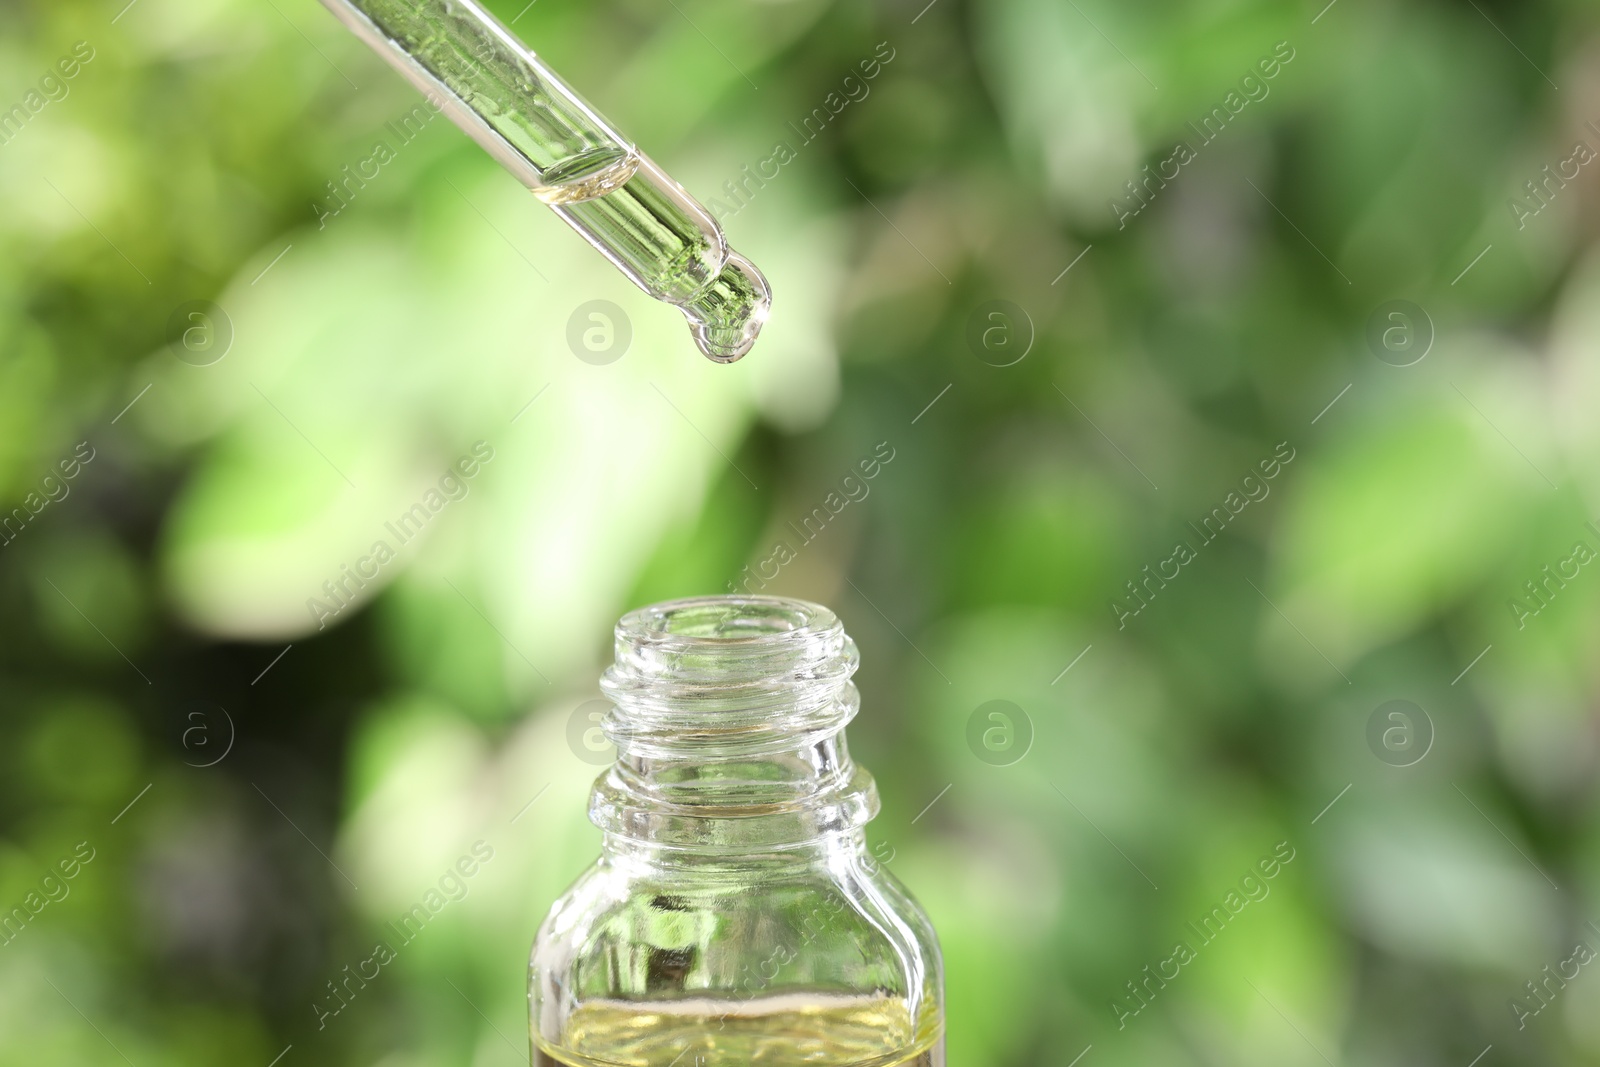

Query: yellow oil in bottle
534,993,944,1067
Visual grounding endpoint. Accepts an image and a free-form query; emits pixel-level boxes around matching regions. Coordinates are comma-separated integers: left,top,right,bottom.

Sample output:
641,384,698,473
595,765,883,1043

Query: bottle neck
589,597,879,852
598,827,871,874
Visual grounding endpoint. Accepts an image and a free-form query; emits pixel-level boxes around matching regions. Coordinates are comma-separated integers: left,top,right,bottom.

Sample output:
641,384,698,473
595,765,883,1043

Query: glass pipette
318,0,771,363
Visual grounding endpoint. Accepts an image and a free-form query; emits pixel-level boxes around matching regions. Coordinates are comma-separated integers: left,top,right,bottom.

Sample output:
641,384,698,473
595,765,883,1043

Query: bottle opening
609,596,852,687
620,596,833,641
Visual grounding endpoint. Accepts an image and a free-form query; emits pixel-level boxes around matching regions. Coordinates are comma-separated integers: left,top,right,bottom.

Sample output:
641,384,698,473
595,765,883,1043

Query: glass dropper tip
681,251,772,364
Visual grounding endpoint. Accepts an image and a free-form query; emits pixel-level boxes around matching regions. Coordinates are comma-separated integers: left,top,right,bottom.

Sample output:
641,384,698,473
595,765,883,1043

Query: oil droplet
680,251,770,363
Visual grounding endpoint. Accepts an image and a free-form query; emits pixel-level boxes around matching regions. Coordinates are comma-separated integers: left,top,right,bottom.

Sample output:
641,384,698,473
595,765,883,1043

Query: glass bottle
530,596,945,1067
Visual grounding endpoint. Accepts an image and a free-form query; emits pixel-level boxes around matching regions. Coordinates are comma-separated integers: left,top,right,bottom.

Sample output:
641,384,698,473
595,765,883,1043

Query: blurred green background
4,0,1600,1062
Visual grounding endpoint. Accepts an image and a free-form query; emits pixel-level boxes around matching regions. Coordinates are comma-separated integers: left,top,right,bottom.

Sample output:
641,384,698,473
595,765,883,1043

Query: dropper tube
319,0,770,362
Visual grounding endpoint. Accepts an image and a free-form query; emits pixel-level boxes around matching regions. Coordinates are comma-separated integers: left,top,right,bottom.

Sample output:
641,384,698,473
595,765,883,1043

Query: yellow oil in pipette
320,0,770,363
541,150,770,362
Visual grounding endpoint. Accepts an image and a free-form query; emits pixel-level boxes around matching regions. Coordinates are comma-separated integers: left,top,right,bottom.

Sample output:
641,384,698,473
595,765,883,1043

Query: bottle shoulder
538,850,937,950
531,847,942,995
